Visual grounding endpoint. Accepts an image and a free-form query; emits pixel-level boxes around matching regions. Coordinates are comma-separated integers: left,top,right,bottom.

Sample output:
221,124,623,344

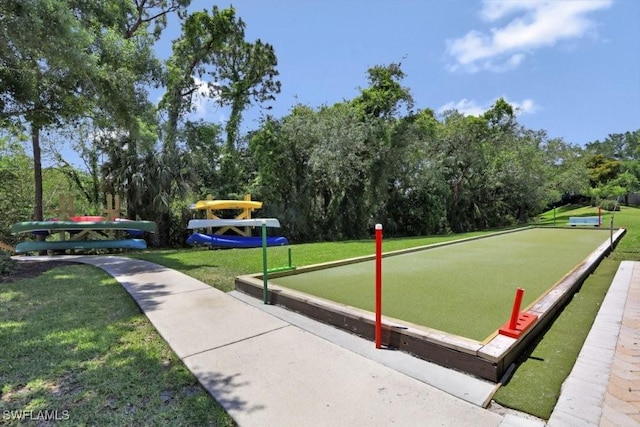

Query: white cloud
191,77,221,119
151,78,226,124
438,98,486,116
438,96,538,116
510,98,537,114
480,1,540,22
446,0,612,72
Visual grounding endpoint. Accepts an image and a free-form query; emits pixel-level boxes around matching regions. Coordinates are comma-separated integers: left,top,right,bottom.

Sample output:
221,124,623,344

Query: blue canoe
186,233,289,248
15,239,147,253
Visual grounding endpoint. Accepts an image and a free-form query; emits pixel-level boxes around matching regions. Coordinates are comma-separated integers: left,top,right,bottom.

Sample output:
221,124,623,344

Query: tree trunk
31,124,43,221
157,212,171,247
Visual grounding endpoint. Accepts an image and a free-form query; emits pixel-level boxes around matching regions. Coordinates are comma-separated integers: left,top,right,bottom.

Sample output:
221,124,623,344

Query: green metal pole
261,221,268,304
553,206,556,226
288,247,292,268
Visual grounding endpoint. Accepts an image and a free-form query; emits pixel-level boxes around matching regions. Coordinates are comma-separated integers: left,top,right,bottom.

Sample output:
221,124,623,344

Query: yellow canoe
193,200,263,211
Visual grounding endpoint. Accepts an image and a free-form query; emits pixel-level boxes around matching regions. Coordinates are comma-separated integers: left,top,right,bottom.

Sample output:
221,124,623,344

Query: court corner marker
498,312,538,338
498,287,539,338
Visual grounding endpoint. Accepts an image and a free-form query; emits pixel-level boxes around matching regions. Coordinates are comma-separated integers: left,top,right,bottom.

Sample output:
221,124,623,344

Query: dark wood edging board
235,227,627,382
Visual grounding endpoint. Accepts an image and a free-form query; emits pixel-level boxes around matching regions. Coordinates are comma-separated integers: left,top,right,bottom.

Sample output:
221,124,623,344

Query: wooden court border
235,227,627,382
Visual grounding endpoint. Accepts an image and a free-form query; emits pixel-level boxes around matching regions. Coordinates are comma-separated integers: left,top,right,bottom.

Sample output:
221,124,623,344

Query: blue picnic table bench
568,217,600,227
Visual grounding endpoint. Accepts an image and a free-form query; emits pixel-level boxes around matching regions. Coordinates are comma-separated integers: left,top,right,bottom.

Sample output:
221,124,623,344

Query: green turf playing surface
271,228,612,341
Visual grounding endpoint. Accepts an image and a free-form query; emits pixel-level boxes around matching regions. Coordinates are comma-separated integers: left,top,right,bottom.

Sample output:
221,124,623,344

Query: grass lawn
1,205,637,422
0,264,234,426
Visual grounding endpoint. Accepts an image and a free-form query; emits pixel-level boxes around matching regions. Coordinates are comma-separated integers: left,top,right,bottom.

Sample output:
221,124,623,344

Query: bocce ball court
235,227,626,382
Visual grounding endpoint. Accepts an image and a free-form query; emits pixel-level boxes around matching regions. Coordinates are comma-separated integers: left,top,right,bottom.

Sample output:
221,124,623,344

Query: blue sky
160,0,640,147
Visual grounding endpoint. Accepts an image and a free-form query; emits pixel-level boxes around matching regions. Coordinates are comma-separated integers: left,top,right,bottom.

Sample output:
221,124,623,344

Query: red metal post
509,288,525,330
375,224,383,349
598,206,602,227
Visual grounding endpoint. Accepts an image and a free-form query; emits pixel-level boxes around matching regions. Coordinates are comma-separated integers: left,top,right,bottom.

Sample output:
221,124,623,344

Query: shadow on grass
82,254,204,275
0,265,237,425
128,247,223,273
36,255,231,312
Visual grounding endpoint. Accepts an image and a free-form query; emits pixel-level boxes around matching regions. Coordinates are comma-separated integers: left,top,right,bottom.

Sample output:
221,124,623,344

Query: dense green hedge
600,200,621,211
0,251,15,275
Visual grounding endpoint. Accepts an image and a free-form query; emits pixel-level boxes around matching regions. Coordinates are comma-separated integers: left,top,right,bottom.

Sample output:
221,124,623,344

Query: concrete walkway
16,256,640,426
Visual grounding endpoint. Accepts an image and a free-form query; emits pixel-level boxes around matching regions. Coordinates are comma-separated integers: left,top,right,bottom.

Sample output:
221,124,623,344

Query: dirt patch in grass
0,259,77,284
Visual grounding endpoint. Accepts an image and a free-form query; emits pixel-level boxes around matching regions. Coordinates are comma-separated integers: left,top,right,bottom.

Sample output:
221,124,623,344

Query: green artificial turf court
271,227,613,341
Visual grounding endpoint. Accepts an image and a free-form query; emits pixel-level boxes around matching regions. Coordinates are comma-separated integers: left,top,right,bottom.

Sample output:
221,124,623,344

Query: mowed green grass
0,265,234,426
270,228,612,340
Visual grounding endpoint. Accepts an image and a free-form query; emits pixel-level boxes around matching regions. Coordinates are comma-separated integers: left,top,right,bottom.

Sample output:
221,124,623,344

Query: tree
350,63,416,231
250,107,318,241
161,7,235,153
608,171,640,206
182,120,225,196
49,123,103,212
0,0,100,220
585,130,640,161
432,111,490,231
204,13,280,196
152,6,238,245
1,0,173,224
0,138,33,244
486,128,551,223
585,130,640,204
483,97,516,132
160,5,280,206
216,33,280,145
383,109,448,235
352,63,413,119
123,0,192,40
251,101,380,241
306,103,374,238
586,154,621,187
